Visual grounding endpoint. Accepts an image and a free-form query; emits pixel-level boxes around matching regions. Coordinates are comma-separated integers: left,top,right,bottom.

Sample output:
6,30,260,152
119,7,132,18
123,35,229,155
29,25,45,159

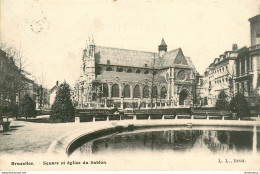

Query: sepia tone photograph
0,0,260,172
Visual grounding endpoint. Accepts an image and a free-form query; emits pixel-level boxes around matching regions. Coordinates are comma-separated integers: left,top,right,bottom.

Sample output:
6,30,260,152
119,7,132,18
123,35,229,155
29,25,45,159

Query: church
73,38,200,109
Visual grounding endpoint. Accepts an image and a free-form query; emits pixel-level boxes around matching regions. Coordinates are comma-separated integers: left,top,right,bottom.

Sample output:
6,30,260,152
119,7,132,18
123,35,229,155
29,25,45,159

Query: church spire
160,38,167,46
158,38,167,57
91,35,95,45
85,39,89,49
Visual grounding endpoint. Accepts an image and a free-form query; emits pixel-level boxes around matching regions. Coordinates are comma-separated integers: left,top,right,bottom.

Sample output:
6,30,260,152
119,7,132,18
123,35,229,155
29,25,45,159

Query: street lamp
192,72,197,109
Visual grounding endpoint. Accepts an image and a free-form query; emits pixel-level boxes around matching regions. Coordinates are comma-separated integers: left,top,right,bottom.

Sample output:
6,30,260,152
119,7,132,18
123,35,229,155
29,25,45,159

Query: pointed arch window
143,85,150,98
133,85,140,98
136,69,141,73
124,85,130,98
152,86,158,98
160,86,167,99
127,68,132,73
103,83,108,97
112,84,119,97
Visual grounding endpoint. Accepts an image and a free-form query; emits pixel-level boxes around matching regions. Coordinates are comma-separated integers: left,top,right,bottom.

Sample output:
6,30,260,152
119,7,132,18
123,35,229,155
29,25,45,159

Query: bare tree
145,53,165,109
35,66,46,110
0,42,30,113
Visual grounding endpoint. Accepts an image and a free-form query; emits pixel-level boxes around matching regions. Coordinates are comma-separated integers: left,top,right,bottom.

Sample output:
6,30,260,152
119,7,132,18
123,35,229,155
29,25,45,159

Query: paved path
0,120,80,154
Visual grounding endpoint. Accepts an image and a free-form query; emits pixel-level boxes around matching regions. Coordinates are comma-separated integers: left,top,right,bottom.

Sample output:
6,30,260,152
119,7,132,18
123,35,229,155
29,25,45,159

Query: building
194,74,204,106
49,81,59,107
0,49,20,108
74,38,199,109
201,13,260,113
201,45,238,107
0,49,49,113
234,14,260,113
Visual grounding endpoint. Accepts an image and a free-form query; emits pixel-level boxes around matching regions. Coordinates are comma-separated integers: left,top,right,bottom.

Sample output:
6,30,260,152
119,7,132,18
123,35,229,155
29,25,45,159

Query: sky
1,0,259,89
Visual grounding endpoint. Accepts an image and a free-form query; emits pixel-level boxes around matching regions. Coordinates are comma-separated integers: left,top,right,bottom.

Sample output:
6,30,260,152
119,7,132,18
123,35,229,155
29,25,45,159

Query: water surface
72,126,260,157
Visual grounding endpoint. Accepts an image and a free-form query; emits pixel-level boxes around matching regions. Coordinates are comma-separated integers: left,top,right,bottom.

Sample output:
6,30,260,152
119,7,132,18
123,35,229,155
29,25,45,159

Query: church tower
80,37,96,105
83,37,96,84
158,38,167,57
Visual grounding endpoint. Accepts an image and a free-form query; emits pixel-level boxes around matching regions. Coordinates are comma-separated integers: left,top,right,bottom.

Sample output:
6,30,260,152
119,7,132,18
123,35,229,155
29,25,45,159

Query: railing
75,112,256,123
77,104,187,110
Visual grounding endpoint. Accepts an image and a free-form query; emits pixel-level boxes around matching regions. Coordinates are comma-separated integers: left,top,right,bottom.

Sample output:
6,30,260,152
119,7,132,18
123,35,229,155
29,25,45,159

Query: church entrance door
179,90,188,105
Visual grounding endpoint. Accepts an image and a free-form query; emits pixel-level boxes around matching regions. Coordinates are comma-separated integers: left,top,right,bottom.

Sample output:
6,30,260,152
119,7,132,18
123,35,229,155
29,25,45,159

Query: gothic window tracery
152,86,158,98
103,83,108,97
133,85,140,98
112,84,119,97
124,85,130,98
136,69,141,73
160,86,167,99
143,85,150,98
127,68,132,73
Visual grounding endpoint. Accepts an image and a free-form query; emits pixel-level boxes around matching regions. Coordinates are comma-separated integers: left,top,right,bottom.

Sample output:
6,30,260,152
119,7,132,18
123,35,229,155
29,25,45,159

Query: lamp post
39,85,43,111
0,91,3,122
192,72,197,109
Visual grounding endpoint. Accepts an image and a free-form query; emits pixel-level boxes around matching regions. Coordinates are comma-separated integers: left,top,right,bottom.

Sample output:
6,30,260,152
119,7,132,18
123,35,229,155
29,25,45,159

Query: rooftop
95,46,196,71
94,71,167,84
248,14,260,23
95,46,158,68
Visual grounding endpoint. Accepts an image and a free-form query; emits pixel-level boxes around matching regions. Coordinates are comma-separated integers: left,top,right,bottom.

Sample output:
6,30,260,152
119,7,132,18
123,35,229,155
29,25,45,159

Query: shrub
215,90,229,110
229,93,250,118
50,82,75,122
19,94,36,119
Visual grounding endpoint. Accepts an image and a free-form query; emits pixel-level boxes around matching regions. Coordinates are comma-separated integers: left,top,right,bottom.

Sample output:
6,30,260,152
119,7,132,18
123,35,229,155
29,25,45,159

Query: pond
71,126,260,157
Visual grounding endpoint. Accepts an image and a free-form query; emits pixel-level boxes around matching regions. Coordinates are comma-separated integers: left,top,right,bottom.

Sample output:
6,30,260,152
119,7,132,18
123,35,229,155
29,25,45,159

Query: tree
19,94,36,119
145,53,164,109
149,54,157,109
50,82,75,122
229,93,250,118
0,42,30,110
215,90,229,110
37,85,43,110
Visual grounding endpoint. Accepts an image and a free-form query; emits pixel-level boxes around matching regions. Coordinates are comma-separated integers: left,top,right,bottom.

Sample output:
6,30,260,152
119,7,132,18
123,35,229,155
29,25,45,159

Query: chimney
232,44,238,51
56,81,59,86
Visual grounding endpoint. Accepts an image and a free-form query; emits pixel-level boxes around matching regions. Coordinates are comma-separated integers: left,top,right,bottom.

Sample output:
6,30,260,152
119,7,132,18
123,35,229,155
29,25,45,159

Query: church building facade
74,38,200,109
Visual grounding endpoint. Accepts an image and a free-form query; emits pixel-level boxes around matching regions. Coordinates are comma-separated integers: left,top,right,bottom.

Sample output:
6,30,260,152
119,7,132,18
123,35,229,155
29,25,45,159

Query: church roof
94,71,167,84
185,56,198,73
95,46,158,68
94,46,196,72
160,48,180,67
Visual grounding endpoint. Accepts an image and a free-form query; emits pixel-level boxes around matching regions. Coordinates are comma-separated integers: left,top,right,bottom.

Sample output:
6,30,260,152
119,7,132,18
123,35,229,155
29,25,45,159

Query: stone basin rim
47,119,260,156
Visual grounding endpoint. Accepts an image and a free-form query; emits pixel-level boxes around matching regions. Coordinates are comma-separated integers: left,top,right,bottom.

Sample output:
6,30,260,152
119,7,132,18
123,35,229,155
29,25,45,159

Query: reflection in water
73,128,260,156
